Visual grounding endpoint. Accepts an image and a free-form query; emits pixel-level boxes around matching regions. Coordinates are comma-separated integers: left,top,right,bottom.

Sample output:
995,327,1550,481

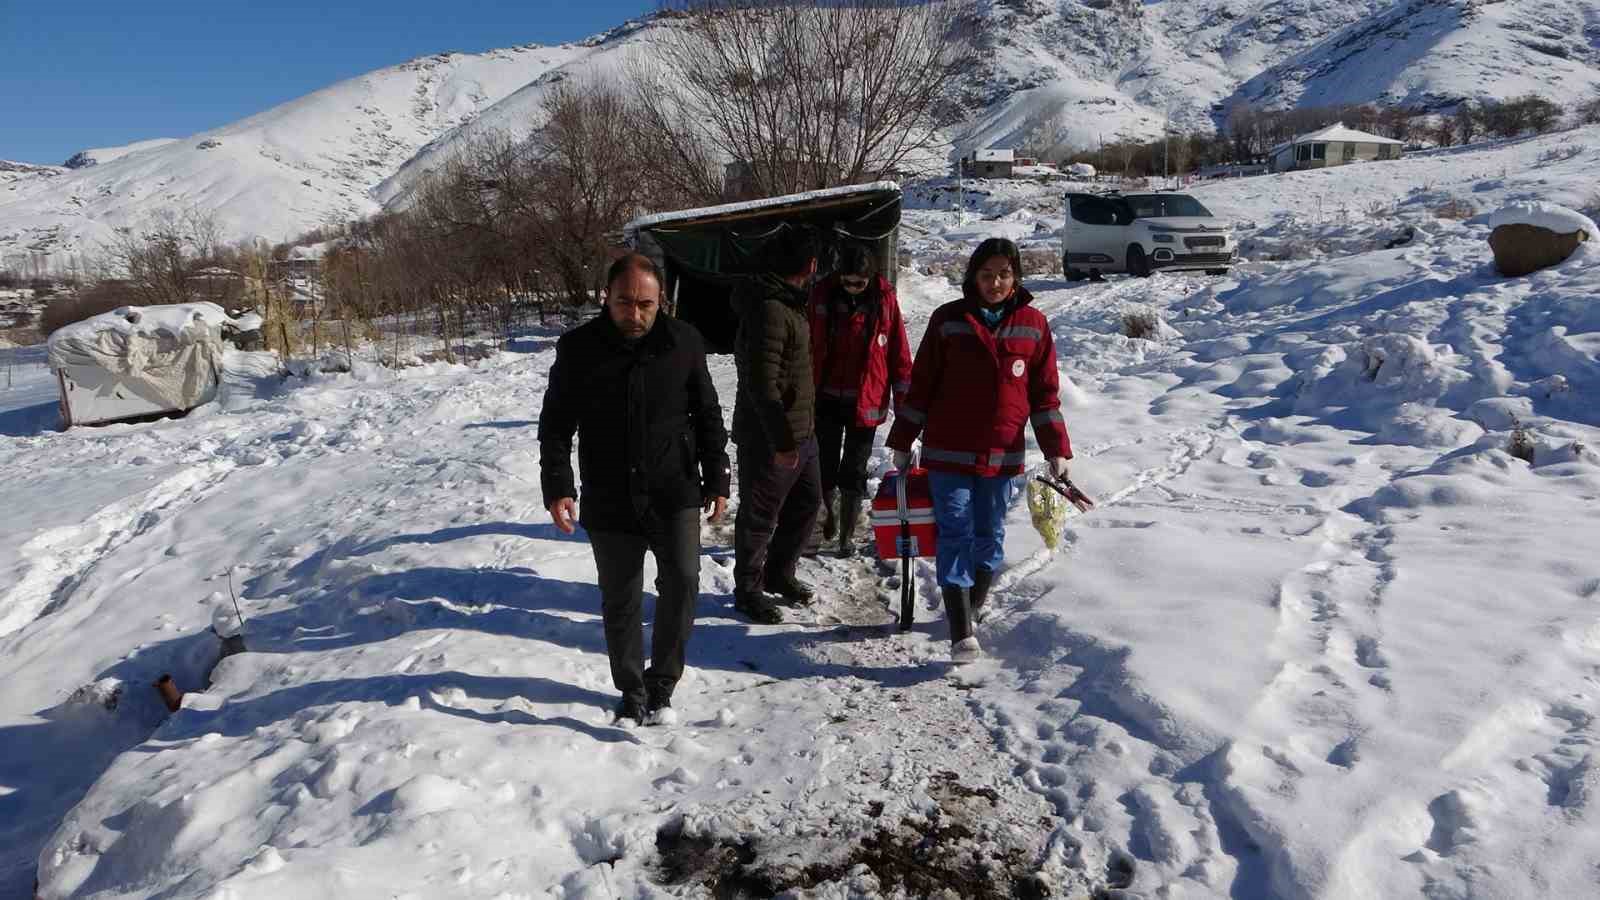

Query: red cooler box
871,467,938,559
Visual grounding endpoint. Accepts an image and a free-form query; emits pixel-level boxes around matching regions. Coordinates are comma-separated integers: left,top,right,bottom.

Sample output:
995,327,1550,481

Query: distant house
1269,124,1404,173
963,148,1015,178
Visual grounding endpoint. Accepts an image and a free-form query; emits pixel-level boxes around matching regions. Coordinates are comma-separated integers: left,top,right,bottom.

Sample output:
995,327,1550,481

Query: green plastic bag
1027,476,1071,550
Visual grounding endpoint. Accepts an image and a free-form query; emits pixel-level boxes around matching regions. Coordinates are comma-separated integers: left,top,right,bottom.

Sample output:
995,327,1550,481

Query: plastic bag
1027,475,1071,550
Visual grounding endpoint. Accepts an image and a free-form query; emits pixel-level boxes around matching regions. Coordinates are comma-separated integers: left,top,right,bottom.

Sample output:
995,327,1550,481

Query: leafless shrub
1433,197,1477,221
1020,248,1059,277
1508,420,1537,463
39,280,148,335
1122,308,1160,340
1366,200,1393,219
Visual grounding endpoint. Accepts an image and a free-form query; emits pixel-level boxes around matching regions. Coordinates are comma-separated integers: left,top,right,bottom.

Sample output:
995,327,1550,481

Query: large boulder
1487,202,1594,277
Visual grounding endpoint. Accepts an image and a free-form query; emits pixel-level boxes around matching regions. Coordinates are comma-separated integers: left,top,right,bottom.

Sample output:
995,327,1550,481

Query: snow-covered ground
4,132,1600,900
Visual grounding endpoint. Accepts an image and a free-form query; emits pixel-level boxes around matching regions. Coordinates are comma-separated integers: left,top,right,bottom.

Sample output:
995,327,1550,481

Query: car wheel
1062,252,1085,281
1127,245,1153,278
1205,268,1230,276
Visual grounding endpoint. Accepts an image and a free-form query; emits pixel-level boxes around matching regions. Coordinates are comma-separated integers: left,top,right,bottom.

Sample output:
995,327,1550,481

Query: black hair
961,237,1024,298
605,253,663,291
763,226,820,278
835,241,877,279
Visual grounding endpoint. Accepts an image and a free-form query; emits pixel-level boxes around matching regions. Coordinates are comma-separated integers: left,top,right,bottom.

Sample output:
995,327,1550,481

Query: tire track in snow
0,459,237,640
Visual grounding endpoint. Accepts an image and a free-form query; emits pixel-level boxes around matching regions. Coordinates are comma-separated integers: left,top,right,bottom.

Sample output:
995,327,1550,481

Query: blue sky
0,1,655,165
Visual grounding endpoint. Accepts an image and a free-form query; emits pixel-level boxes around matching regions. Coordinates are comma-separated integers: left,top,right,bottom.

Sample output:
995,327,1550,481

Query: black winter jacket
539,313,731,533
732,273,815,451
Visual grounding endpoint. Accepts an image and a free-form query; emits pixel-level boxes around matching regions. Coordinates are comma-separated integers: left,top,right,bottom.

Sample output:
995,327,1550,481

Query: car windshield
1123,194,1213,219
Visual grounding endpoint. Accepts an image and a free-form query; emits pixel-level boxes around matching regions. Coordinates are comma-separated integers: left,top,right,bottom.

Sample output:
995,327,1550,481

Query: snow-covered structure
963,148,1015,178
624,182,902,353
46,303,232,427
1268,124,1404,173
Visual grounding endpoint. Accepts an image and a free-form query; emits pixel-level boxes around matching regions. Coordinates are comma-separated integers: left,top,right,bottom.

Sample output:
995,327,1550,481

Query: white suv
1062,192,1236,279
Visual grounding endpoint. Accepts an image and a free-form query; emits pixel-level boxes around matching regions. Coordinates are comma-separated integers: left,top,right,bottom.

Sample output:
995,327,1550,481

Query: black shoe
837,492,863,559
734,590,784,624
765,572,815,606
644,692,678,726
942,584,972,644
821,489,838,541
614,696,645,725
971,567,994,621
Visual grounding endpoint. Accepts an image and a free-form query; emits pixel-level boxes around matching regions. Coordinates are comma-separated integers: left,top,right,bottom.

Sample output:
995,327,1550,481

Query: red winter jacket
886,285,1071,476
808,274,913,428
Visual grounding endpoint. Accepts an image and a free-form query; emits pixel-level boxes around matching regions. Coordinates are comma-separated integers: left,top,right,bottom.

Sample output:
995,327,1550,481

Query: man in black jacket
731,228,823,624
539,254,731,726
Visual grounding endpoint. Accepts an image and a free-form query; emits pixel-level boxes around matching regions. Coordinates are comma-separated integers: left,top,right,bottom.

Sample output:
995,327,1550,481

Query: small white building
963,148,1015,178
47,303,233,427
1268,123,1404,173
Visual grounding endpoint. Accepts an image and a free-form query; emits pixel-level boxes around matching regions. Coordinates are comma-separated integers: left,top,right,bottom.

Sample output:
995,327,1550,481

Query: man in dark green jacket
731,228,823,623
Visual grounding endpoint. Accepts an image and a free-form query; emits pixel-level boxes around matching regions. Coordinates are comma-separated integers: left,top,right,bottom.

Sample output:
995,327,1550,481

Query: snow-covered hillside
3,128,1598,899
8,2,1600,264
60,139,181,171
957,0,1600,152
0,42,598,261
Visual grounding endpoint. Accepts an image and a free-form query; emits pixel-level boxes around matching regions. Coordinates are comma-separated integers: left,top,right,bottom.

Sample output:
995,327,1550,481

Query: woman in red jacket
810,243,913,557
886,238,1073,661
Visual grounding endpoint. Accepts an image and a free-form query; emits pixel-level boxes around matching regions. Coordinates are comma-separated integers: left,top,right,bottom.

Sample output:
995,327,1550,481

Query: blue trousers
928,470,1018,588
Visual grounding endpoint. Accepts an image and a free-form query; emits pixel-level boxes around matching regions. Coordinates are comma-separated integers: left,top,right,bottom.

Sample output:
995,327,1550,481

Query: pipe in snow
154,674,183,713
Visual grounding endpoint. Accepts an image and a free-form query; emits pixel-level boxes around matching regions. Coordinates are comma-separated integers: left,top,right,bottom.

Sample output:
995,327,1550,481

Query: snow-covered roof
1488,201,1597,237
47,302,237,367
973,149,1015,163
623,181,901,239
1280,123,1404,149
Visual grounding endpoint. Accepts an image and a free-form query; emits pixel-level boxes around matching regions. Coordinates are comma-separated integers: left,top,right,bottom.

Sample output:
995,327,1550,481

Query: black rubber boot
942,584,972,644
837,492,863,559
733,590,783,624
765,571,815,606
821,489,838,541
970,567,994,621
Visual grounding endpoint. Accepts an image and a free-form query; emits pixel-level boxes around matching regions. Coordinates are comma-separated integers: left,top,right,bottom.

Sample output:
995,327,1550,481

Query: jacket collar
758,272,811,309
597,311,674,352
960,283,1033,318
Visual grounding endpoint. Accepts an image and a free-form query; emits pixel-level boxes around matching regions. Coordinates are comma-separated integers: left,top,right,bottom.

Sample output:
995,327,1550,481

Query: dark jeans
733,432,822,595
587,508,701,707
816,396,877,497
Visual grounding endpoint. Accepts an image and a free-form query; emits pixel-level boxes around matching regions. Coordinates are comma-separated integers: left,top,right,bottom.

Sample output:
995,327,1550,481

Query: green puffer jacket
732,273,815,451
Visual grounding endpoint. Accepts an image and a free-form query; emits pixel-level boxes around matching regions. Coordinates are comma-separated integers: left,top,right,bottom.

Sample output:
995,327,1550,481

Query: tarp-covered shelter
47,302,232,427
623,182,902,353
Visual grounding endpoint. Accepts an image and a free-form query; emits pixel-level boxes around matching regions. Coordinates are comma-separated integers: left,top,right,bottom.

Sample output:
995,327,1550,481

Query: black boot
942,584,972,644
733,590,783,624
821,488,838,541
837,492,863,558
766,571,815,606
971,567,994,621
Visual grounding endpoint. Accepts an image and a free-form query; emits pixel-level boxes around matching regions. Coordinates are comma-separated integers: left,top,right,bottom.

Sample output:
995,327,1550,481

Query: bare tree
1456,102,1480,145
1578,92,1600,126
633,0,976,199
97,206,239,307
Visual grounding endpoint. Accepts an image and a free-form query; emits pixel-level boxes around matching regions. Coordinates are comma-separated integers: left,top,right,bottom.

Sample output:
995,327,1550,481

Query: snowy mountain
5,2,1600,262
0,41,601,262
955,0,1600,151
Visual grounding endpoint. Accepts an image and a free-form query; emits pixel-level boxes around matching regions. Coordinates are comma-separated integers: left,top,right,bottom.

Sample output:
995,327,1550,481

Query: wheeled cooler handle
897,470,914,632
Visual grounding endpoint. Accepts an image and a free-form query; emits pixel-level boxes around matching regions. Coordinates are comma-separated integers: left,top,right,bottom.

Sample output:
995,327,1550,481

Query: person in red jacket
886,238,1073,661
809,243,913,557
